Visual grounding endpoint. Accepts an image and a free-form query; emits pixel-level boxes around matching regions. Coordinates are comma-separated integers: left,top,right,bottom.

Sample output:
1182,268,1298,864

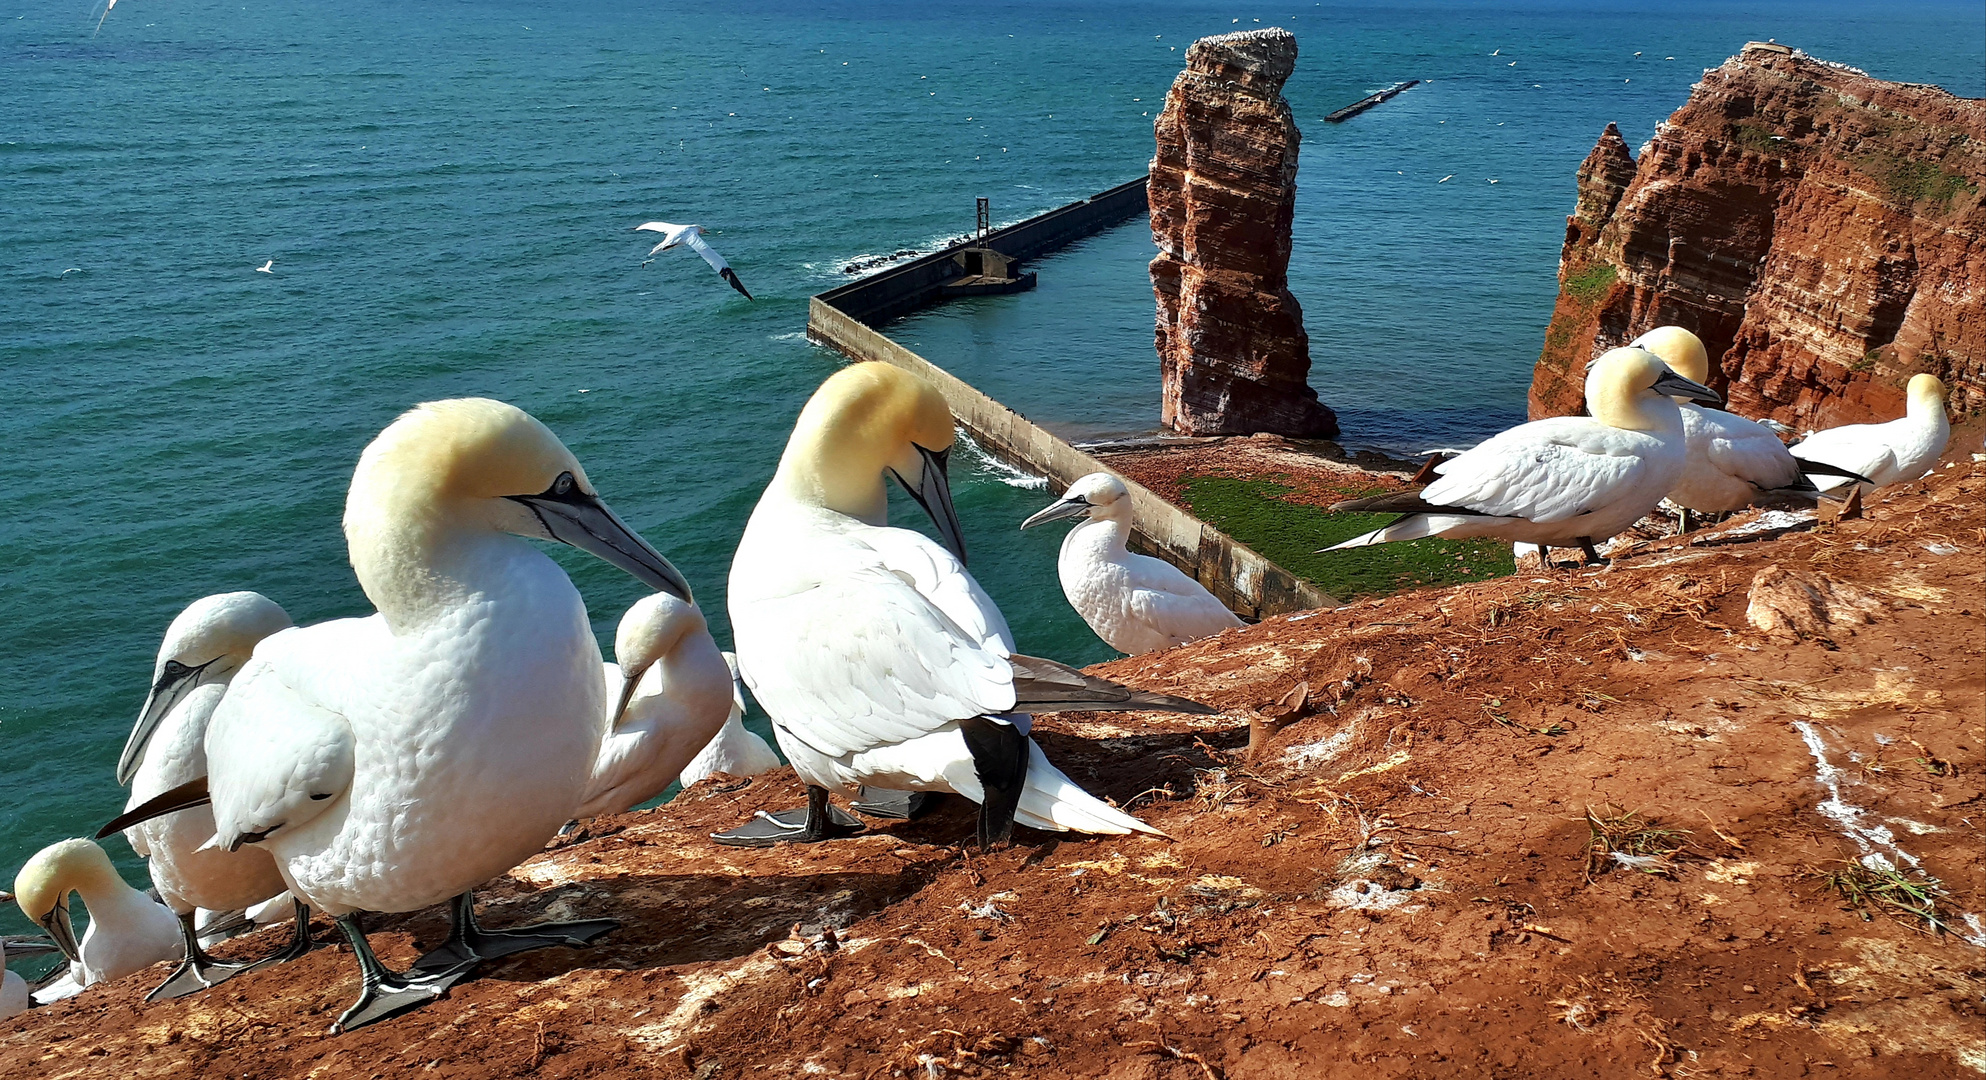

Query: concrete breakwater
806,181,1332,619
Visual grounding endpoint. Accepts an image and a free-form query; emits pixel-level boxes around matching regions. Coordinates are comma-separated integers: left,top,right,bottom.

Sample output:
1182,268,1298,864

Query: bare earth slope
4,466,1981,1078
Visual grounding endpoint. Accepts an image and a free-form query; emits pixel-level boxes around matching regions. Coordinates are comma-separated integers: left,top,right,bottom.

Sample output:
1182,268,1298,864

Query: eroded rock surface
1150,28,1337,438
1530,45,1985,431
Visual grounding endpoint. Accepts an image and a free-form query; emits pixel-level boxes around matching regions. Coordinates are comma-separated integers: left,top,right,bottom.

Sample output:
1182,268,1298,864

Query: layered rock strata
1530,45,1985,431
1150,28,1337,438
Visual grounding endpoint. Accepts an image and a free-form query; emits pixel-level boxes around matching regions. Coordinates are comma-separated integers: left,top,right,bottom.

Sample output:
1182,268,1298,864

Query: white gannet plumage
676,652,781,789
1790,374,1951,492
633,221,753,300
1326,347,1721,561
725,362,1215,850
573,593,735,819
1021,472,1242,655
108,397,693,1031
13,839,181,1004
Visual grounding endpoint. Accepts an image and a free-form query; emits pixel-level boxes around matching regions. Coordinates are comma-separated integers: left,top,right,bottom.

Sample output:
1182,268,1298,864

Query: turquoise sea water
3,0,1980,943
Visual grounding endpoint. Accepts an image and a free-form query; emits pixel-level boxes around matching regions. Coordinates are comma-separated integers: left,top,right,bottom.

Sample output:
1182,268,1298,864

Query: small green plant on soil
1179,475,1514,600
1563,262,1618,305
1583,805,1692,884
1813,860,1955,934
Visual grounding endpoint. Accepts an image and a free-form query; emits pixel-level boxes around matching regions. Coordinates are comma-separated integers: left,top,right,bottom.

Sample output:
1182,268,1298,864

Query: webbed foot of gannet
146,911,266,1001
711,786,864,847
332,914,474,1033
238,897,318,975
850,787,938,821
1578,537,1607,566
411,891,618,973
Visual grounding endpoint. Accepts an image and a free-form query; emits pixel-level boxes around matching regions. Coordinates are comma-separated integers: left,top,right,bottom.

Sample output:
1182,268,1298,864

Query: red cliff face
1530,46,1985,430
1150,28,1337,438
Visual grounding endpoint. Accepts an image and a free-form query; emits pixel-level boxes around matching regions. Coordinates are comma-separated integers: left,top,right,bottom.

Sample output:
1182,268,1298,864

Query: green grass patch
1180,475,1515,601
1563,262,1618,305
1854,150,1977,212
1729,120,1784,154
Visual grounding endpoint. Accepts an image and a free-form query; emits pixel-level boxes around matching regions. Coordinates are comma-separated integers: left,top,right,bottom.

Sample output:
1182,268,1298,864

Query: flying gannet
634,221,752,300
572,592,735,820
13,839,181,1004
722,362,1217,851
115,591,312,1000
1021,472,1242,655
1790,374,1951,493
256,260,274,274
101,398,693,1031
676,653,781,789
1327,347,1720,566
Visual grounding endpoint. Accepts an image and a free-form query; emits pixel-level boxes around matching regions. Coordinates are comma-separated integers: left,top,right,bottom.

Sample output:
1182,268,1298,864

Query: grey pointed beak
1652,368,1722,406
117,658,216,787
507,476,693,602
610,665,648,728
2,934,61,959
1020,496,1091,530
40,897,81,966
891,444,967,565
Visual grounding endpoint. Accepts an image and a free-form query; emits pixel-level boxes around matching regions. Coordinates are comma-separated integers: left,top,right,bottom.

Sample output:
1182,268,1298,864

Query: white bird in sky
13,839,182,1004
102,398,693,1031
115,591,310,1001
634,221,752,299
1021,472,1242,655
677,653,781,789
255,260,274,274
572,593,734,820
1790,373,1951,492
721,362,1216,851
1327,347,1721,567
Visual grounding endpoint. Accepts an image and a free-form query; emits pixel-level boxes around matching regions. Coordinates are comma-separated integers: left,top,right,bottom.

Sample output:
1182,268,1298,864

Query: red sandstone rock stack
1150,28,1337,438
1530,45,1985,431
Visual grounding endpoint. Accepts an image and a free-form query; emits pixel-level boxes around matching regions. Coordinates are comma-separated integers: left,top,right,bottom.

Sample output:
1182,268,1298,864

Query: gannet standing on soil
1020,472,1242,655
116,591,311,1000
1327,347,1721,565
1790,373,1951,493
0,928,61,1019
573,593,735,819
101,398,693,1031
676,653,781,789
634,221,753,300
722,362,1217,851
13,839,181,1004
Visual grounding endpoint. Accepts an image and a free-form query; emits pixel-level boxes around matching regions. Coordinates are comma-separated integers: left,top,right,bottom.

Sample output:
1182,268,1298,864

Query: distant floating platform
1324,80,1420,123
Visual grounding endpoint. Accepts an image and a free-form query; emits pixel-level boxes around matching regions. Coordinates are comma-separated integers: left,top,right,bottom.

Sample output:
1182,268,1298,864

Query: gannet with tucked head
13,839,181,1004
1021,472,1242,655
1328,347,1721,565
101,398,692,1031
115,591,309,1000
722,362,1216,851
573,592,734,819
1791,374,1951,493
676,653,781,789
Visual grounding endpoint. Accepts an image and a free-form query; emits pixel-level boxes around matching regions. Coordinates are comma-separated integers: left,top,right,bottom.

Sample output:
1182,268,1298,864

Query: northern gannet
1791,374,1951,493
1020,472,1242,655
1328,347,1720,565
13,839,181,1004
0,928,60,1019
634,222,752,300
256,260,274,274
676,653,781,789
572,593,734,819
722,362,1216,851
115,591,311,1000
102,398,693,1031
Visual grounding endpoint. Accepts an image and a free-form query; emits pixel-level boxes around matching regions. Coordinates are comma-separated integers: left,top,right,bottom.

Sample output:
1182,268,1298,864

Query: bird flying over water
255,261,273,274
634,221,752,300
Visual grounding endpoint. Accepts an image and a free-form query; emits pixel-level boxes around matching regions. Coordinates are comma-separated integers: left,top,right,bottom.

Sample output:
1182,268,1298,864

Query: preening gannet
116,591,312,1000
634,221,752,300
101,398,693,1032
13,839,181,1004
1791,374,1951,492
572,593,734,819
723,362,1217,851
1021,473,1242,655
676,653,781,789
1328,347,1720,565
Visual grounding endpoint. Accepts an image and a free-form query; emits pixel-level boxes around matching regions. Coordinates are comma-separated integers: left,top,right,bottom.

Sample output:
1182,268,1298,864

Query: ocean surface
3,0,1980,942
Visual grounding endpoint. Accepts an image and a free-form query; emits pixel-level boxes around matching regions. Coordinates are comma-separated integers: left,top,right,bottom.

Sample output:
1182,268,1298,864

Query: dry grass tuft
1583,805,1693,883
1811,859,1955,935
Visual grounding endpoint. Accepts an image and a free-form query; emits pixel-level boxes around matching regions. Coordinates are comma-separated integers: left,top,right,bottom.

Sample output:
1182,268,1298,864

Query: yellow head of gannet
609,591,712,725
344,398,690,624
1630,326,1711,385
1586,346,1722,432
1906,373,1948,420
115,592,292,786
773,363,965,560
13,840,126,967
